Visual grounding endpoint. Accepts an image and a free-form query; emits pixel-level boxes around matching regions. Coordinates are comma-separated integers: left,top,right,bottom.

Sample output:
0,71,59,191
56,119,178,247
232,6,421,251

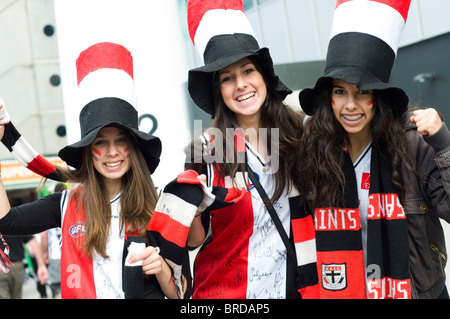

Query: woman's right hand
197,174,207,183
410,108,443,136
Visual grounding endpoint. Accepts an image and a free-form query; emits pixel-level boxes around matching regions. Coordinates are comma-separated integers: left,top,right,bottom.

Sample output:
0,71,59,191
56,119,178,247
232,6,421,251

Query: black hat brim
299,69,409,116
188,38,292,118
58,122,161,174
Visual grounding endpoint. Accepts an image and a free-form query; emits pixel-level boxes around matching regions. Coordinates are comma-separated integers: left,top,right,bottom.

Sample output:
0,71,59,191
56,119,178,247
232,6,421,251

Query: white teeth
343,114,363,122
237,92,255,102
105,161,121,167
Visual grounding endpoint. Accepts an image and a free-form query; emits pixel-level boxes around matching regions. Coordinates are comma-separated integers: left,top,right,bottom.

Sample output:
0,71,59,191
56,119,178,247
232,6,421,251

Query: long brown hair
296,81,409,208
187,57,304,202
57,129,158,258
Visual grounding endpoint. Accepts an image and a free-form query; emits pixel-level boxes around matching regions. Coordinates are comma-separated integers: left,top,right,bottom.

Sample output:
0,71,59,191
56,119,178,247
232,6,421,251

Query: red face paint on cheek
92,147,102,157
124,147,129,154
331,100,336,106
367,99,373,106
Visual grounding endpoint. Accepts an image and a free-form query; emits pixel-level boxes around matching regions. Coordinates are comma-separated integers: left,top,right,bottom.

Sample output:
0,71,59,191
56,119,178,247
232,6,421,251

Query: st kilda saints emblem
322,263,347,291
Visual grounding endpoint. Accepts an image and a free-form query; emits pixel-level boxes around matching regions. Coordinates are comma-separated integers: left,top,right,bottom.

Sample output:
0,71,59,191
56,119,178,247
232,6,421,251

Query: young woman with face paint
0,43,189,299
298,74,450,299
293,0,450,299
0,117,186,299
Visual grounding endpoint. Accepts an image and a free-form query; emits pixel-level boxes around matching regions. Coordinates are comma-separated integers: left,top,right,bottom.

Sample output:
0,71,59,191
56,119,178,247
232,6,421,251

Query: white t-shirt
92,193,125,299
245,141,291,299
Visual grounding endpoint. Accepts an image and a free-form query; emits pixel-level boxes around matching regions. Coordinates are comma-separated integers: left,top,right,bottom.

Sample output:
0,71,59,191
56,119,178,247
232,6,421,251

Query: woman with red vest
0,42,189,299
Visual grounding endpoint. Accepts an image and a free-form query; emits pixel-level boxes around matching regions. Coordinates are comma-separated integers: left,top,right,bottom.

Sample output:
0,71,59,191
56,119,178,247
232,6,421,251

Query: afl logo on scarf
322,263,347,291
69,222,86,238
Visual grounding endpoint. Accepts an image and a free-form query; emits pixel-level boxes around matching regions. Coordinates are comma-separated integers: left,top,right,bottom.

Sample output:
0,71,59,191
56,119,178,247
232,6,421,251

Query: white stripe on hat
330,0,407,54
77,68,138,111
193,8,256,62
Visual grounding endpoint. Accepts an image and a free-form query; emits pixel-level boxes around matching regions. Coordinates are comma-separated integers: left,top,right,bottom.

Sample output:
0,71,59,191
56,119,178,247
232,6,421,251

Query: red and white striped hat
300,0,411,115
187,0,291,117
188,0,256,63
76,42,137,111
58,42,161,173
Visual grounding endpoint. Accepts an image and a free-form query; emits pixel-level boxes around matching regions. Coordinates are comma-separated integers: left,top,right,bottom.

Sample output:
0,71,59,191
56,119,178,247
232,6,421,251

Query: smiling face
331,78,374,140
91,126,131,183
218,57,267,126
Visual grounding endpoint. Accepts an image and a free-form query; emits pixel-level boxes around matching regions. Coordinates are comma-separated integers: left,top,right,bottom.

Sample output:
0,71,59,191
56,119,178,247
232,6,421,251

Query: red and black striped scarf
313,143,411,299
147,169,247,298
1,121,61,181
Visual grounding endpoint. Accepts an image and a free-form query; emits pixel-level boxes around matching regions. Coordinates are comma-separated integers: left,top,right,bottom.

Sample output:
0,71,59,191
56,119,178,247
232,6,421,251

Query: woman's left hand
129,246,162,276
410,108,443,136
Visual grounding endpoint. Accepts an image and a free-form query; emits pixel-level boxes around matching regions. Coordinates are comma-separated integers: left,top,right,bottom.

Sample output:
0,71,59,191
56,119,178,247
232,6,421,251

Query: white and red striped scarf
1,113,61,182
147,169,247,298
0,105,63,273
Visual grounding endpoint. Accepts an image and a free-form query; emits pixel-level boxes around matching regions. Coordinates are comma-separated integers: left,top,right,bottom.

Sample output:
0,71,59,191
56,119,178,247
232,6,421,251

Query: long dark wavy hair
186,57,304,203
295,79,410,208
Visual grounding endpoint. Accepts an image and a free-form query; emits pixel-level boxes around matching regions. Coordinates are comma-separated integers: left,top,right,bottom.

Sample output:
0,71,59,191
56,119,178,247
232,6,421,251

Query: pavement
22,276,60,299
20,220,450,299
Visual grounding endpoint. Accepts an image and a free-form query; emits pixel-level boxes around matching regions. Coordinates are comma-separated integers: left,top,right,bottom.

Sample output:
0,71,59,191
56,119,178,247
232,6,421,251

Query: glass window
243,0,254,11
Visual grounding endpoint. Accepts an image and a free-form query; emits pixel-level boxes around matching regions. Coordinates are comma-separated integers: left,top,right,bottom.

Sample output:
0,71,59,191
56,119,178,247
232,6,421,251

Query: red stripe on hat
188,0,244,42
76,42,134,85
336,0,410,22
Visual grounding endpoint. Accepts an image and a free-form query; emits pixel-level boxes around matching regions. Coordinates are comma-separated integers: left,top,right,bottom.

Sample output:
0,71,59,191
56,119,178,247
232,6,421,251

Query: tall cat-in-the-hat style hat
187,0,292,118
58,42,161,173
300,0,411,116
0,44,161,273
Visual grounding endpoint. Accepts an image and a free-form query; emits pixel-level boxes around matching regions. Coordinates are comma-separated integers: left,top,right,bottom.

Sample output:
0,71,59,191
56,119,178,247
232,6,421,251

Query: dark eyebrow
95,132,127,139
218,61,254,76
218,69,229,76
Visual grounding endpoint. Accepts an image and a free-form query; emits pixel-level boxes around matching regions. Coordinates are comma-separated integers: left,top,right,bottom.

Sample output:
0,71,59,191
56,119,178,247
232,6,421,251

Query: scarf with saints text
313,143,411,299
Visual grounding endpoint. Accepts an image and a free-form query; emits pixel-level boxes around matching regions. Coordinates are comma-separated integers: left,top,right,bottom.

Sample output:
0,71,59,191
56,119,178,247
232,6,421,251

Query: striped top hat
300,0,411,116
187,0,291,118
58,42,161,173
